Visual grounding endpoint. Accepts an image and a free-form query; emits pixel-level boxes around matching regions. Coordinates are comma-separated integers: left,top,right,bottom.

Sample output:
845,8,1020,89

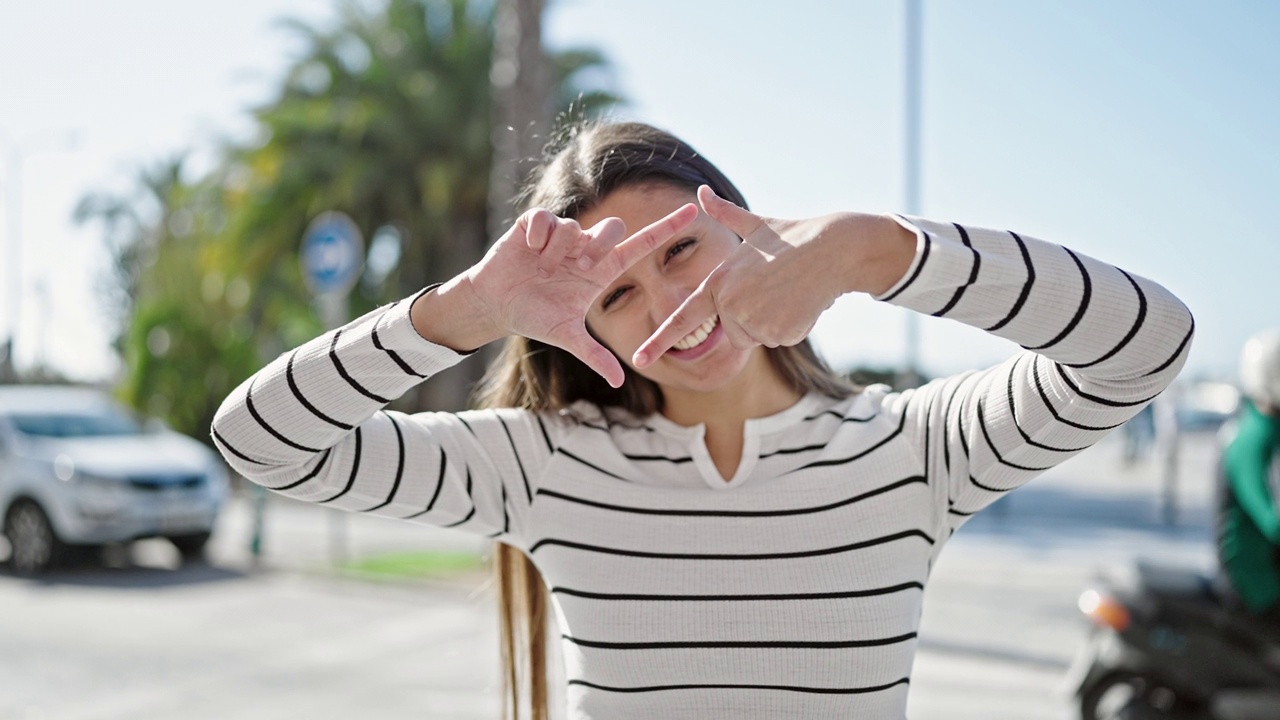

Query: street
0,430,1219,720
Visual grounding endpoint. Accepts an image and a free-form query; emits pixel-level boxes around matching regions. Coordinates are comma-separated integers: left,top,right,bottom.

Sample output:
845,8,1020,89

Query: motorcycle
1066,561,1280,719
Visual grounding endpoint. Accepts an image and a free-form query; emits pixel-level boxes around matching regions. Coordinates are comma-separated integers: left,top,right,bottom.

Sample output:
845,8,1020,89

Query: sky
1,0,1277,384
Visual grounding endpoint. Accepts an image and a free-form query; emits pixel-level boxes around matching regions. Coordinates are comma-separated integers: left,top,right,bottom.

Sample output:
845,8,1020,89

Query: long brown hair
475,120,858,720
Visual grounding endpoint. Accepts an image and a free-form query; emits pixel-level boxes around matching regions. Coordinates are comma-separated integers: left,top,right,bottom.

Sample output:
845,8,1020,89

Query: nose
648,280,693,329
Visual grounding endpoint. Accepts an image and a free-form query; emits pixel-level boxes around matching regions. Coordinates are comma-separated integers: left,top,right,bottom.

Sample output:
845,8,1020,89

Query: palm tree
81,0,622,439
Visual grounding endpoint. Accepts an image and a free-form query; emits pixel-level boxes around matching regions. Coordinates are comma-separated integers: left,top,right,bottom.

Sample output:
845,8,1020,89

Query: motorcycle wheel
1081,672,1187,720
1081,673,1148,720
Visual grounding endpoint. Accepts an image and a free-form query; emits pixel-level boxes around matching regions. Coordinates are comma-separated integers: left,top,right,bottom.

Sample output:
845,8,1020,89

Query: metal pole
902,0,923,388
2,146,23,381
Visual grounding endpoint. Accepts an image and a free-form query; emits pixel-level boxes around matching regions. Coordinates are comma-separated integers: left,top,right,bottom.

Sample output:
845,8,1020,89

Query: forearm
872,216,1194,388
211,294,471,476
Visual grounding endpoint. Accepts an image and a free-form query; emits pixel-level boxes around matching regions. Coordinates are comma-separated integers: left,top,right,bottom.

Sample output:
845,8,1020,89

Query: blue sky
1,0,1276,382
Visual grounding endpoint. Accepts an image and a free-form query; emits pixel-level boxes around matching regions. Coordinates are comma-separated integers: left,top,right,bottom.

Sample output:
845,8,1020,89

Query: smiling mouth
672,316,720,351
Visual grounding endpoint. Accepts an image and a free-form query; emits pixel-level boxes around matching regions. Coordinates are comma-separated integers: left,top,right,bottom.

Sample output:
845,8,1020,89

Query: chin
647,349,754,395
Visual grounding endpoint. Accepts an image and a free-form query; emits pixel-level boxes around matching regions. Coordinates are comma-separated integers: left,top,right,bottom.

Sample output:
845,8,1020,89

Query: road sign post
250,212,365,567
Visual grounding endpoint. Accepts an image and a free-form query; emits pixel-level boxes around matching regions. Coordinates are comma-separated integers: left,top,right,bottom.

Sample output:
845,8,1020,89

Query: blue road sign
300,212,364,296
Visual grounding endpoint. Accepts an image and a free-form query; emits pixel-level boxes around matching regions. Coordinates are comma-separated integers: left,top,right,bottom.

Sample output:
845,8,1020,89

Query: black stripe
562,632,917,651
948,507,975,517
1030,358,1125,432
272,448,333,491
534,414,556,453
967,474,1013,494
442,468,476,528
318,427,362,503
244,377,325,454
878,227,931,303
788,409,908,472
623,452,695,463
1143,316,1194,377
955,384,973,461
1023,247,1092,351
550,581,924,602
976,397,1054,472
1054,363,1159,408
497,415,533,503
983,231,1034,332
1004,355,1093,453
801,409,878,424
535,476,925,518
361,414,406,512
370,305,428,378
286,351,352,430
500,482,509,535
400,447,447,519
567,678,910,696
557,448,633,482
529,528,934,558
1063,270,1147,369
328,330,391,404
211,428,269,466
931,223,980,317
759,441,826,460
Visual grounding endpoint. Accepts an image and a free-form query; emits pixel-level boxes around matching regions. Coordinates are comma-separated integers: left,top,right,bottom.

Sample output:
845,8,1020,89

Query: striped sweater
211,215,1194,719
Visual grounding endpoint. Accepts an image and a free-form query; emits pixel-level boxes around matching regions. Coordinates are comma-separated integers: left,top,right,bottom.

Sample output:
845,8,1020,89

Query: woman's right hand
453,203,698,388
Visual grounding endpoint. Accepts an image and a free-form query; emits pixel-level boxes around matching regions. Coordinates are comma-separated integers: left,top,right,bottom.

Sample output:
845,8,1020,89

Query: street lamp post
0,130,77,381
901,0,923,388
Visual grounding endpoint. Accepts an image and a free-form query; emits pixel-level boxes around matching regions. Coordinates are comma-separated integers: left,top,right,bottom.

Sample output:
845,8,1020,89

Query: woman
212,121,1194,719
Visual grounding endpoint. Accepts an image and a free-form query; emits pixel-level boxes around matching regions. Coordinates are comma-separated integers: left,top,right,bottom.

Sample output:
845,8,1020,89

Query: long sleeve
210,290,564,548
875,216,1195,534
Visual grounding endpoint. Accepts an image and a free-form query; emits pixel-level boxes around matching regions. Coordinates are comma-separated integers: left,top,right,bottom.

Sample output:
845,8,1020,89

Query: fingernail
633,352,647,367
577,256,593,270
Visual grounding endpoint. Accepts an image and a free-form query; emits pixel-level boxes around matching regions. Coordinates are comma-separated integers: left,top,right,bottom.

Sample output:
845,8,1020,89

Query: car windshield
11,410,142,438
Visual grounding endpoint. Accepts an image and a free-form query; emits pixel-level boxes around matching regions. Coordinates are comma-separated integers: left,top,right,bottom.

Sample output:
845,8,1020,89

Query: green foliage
78,0,620,444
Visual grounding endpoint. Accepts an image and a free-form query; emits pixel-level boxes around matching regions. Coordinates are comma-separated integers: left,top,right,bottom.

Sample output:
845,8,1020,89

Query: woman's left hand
632,186,916,369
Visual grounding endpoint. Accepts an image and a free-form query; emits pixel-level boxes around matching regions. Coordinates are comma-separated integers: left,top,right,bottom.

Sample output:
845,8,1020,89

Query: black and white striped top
211,215,1194,719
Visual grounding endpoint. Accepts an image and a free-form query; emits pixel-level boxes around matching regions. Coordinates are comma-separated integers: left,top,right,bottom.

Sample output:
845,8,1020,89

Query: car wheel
169,531,211,562
4,500,66,576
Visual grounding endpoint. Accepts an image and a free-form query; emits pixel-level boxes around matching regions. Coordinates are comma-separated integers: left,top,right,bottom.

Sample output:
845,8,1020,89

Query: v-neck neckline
643,393,822,489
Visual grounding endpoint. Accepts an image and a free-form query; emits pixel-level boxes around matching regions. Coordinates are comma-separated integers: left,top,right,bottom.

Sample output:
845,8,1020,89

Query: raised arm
876,215,1193,527
636,186,1194,528
211,203,699,544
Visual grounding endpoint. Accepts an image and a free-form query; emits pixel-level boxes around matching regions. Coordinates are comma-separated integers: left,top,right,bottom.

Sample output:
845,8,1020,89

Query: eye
665,238,696,262
601,286,628,310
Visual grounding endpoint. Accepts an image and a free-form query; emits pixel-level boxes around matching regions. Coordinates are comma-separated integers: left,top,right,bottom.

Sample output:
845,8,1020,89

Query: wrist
832,213,919,297
409,275,507,352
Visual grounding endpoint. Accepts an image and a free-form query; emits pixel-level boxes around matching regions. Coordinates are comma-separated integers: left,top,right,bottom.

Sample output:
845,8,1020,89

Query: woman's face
579,183,759,395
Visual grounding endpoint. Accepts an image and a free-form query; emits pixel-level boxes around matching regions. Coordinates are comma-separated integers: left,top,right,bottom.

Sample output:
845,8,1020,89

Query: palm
470,204,697,386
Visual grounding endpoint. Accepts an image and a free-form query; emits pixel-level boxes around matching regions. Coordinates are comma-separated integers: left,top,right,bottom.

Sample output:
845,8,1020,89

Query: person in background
1218,330,1280,629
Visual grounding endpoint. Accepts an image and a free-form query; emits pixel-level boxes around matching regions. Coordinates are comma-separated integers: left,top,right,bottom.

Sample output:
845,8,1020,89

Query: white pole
903,0,923,385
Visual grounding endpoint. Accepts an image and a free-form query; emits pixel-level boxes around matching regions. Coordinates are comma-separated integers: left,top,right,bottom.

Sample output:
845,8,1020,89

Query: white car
0,385,228,575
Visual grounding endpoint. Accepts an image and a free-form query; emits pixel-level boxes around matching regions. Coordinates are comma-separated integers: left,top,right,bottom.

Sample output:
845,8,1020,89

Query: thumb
698,184,765,240
558,324,627,389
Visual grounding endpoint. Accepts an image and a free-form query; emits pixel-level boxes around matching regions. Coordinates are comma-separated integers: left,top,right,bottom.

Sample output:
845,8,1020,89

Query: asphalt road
0,431,1218,720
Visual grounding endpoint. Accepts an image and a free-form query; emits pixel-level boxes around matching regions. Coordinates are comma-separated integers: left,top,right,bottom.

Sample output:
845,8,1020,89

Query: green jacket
1218,400,1280,613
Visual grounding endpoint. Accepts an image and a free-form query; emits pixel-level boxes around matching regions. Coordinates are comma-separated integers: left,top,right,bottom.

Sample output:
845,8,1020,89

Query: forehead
577,183,698,230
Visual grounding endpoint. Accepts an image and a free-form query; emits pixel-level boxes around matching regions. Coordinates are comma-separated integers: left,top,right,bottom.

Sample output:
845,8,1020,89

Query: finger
575,217,627,271
697,185,765,241
599,203,698,281
537,219,584,278
559,325,627,388
518,209,555,251
633,281,719,369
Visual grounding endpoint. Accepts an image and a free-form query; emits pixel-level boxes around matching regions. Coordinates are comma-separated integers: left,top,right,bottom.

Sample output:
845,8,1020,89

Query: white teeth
673,316,719,351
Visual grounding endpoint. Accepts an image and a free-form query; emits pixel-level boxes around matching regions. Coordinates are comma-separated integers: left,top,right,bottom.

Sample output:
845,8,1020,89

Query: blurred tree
80,0,620,441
